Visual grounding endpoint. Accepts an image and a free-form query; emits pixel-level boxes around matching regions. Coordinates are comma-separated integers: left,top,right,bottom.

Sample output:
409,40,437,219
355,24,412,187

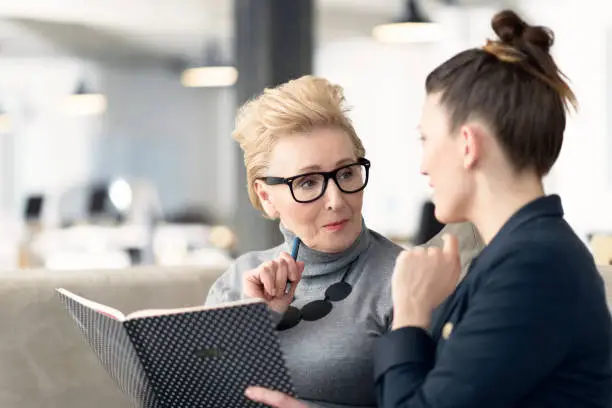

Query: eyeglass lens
291,163,366,202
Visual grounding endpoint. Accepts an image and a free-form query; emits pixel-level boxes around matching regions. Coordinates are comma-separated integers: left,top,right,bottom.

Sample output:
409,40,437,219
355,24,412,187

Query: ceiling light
181,41,238,88
373,0,442,43
62,81,107,116
181,66,238,88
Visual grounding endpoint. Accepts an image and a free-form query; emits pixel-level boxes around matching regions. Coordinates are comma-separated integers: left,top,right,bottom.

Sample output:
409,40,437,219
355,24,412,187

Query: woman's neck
468,175,545,245
278,220,370,277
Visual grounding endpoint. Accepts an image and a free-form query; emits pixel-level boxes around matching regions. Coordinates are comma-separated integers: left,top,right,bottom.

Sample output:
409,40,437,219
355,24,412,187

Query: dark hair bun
492,10,554,53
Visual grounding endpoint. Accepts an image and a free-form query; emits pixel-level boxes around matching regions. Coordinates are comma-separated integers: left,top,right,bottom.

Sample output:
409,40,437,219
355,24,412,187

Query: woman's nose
323,180,346,209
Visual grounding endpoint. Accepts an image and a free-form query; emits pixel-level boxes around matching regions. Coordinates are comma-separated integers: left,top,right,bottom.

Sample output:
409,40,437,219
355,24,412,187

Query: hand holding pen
242,237,304,314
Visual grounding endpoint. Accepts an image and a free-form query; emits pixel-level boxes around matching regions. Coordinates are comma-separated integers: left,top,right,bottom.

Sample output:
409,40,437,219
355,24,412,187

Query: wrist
392,304,432,330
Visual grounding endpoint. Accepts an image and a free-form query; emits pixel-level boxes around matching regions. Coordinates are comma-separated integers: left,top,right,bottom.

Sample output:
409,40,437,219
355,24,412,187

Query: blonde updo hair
232,75,366,212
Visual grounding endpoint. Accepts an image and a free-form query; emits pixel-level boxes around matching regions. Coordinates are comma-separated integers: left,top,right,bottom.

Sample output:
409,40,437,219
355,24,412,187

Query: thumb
297,261,305,275
245,387,306,408
442,233,459,260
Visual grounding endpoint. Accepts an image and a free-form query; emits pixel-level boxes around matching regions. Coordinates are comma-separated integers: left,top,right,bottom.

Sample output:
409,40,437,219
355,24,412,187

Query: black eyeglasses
259,158,370,204
276,260,356,331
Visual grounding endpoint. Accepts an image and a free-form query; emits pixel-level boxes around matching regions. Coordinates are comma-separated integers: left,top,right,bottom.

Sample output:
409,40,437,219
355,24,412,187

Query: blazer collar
488,194,563,248
465,194,563,274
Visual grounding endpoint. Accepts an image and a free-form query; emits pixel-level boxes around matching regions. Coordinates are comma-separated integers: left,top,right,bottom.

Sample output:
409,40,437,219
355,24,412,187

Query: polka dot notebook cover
56,288,296,407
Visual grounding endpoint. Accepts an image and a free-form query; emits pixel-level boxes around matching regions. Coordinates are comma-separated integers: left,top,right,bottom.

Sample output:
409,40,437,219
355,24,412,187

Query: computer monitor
88,185,108,216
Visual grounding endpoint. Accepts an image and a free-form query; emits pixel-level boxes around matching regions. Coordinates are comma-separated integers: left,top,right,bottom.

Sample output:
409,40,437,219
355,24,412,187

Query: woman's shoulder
230,244,285,273
471,222,601,299
204,244,285,305
367,229,405,255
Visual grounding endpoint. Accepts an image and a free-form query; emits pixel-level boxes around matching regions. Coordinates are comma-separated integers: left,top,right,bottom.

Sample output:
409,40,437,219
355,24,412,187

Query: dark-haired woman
374,9,612,408
246,9,612,408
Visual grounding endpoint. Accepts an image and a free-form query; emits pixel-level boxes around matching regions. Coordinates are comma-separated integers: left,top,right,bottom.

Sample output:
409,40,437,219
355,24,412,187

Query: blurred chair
412,200,445,246
24,194,44,224
590,234,612,265
57,178,163,227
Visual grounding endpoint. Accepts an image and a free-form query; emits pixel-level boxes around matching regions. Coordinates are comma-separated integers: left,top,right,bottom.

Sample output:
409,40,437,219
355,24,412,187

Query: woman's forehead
268,129,357,175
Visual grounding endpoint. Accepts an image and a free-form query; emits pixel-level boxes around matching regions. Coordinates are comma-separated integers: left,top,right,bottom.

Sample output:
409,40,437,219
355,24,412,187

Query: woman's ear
460,123,482,170
254,180,280,218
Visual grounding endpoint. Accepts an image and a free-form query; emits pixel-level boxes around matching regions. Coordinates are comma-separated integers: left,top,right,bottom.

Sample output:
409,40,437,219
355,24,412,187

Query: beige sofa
0,265,225,408
598,264,612,306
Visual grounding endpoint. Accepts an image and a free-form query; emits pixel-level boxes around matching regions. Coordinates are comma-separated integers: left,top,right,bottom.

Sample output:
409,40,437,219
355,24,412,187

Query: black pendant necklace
277,259,356,331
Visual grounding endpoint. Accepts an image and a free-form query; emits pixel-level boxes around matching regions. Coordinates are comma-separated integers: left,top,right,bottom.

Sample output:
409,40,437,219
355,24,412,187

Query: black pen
285,237,301,294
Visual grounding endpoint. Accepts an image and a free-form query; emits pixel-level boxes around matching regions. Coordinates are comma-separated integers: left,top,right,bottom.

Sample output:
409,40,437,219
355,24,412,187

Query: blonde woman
205,75,483,408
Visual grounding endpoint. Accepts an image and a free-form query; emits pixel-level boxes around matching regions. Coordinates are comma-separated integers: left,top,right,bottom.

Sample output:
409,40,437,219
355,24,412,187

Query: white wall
518,0,612,239
315,3,612,241
2,2,611,242
0,57,237,228
0,57,100,225
96,65,235,220
314,6,502,238
315,38,436,237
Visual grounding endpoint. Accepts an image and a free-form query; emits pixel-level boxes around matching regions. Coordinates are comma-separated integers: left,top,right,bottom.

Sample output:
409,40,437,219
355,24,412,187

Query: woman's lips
323,219,348,232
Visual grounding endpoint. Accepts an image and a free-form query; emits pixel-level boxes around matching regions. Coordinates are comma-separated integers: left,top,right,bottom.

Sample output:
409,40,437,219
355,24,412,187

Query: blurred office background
0,0,610,270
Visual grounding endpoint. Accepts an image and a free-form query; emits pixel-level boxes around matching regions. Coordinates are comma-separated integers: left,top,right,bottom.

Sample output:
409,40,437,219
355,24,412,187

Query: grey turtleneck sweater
205,221,483,408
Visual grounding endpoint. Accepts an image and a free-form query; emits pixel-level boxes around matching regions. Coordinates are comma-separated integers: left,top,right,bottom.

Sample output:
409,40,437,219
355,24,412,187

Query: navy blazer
374,195,612,407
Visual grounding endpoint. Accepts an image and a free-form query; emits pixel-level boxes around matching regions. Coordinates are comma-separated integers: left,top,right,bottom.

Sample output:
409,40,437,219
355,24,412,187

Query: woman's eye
338,169,354,180
296,177,319,190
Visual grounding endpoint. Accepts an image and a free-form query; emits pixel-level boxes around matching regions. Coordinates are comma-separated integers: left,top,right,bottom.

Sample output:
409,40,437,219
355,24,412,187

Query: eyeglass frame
257,157,371,204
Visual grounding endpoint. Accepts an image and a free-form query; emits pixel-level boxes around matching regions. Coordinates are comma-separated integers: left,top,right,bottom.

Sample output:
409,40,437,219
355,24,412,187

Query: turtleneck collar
279,219,371,277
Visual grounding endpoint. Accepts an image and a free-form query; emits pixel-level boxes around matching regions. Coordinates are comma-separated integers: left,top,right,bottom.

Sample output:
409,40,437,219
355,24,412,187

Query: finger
280,252,300,283
397,249,410,261
285,261,304,299
296,261,305,281
394,250,409,269
442,234,459,259
426,246,440,256
245,387,306,408
260,262,277,297
275,258,289,297
411,246,425,256
400,248,417,262
244,276,266,299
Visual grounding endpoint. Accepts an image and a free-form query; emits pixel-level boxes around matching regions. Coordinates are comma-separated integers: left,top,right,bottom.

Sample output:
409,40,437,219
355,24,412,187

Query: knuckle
263,268,275,280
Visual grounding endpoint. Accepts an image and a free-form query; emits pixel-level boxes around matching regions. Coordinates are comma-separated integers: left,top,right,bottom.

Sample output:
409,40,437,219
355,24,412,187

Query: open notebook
56,288,295,408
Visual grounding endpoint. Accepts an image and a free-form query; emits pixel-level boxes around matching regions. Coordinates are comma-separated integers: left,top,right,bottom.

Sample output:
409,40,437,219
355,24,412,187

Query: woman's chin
316,226,361,253
434,207,466,225
433,205,451,224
